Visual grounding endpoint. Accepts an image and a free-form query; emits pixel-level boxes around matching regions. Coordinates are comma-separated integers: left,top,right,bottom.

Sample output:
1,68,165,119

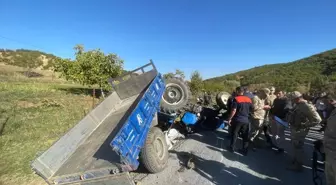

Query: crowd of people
225,86,336,185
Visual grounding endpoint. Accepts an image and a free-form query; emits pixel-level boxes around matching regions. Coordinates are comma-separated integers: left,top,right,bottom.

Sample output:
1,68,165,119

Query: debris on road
165,128,185,150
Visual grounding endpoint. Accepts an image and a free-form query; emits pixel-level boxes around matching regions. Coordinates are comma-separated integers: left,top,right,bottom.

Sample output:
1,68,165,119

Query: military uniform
265,94,277,123
287,94,322,171
250,95,266,141
250,89,272,144
265,92,277,145
324,108,336,185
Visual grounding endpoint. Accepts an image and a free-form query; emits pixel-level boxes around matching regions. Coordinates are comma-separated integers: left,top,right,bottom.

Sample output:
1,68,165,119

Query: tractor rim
162,83,184,105
154,137,165,160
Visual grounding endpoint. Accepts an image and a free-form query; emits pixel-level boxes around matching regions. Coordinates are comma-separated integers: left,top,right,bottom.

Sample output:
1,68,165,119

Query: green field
0,65,99,185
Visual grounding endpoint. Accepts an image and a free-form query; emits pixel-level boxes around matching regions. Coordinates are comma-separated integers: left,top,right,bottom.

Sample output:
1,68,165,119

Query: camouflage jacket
286,100,322,129
264,94,277,121
252,95,266,120
324,108,336,155
265,94,277,107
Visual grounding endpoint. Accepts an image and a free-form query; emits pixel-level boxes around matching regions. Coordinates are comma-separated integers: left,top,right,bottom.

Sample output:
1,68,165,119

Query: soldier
324,94,336,185
268,87,277,103
286,91,322,172
264,87,277,142
250,88,273,147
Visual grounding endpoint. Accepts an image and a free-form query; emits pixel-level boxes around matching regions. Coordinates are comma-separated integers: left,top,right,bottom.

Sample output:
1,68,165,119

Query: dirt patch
16,99,65,109
16,101,40,108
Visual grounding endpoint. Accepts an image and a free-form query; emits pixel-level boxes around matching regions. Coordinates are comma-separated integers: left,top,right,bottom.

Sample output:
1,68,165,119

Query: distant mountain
205,49,336,92
0,49,57,70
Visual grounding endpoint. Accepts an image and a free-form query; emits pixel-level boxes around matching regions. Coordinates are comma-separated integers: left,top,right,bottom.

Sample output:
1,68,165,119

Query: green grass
0,74,97,185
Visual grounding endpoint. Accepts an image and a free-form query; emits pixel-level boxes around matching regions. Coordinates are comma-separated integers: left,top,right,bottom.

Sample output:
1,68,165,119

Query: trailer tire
161,77,191,114
216,92,230,109
140,127,168,173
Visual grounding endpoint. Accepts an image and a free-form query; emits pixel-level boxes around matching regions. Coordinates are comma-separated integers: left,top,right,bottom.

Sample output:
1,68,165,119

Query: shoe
286,163,303,172
227,146,235,153
277,148,285,154
238,149,248,156
267,142,275,149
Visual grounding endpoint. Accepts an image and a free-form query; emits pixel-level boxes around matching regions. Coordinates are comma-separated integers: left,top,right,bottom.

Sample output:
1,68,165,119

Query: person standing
225,91,236,138
270,90,289,153
227,86,252,155
265,87,277,121
323,94,336,185
243,86,255,100
320,94,335,132
286,91,322,172
250,88,273,147
268,87,277,102
315,92,327,119
264,87,277,145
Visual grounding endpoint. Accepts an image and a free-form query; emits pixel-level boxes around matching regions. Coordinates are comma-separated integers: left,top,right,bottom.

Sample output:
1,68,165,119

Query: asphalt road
132,127,325,185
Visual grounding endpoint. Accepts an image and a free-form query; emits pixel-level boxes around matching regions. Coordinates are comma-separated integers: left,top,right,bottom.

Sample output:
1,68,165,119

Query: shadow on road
185,129,318,185
170,150,281,185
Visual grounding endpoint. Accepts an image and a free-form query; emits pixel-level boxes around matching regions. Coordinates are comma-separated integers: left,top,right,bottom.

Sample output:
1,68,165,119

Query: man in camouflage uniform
250,88,272,146
323,94,336,185
267,87,277,104
286,91,322,172
264,87,277,142
265,87,277,121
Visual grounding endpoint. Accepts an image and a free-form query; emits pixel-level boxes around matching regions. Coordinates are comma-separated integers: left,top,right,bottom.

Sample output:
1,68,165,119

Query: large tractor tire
160,77,191,114
216,92,231,109
140,127,168,173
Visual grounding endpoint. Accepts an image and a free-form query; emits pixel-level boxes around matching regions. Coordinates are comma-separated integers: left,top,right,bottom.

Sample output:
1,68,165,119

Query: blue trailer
31,62,171,185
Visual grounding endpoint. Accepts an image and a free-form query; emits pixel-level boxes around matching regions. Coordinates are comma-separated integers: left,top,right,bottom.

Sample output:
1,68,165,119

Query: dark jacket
271,97,288,119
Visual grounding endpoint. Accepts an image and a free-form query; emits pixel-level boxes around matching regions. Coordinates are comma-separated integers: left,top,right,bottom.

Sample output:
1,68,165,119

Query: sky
1,0,336,79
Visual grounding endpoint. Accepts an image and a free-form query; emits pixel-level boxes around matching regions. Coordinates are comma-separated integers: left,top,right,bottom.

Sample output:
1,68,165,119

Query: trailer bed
54,95,138,176
32,62,165,185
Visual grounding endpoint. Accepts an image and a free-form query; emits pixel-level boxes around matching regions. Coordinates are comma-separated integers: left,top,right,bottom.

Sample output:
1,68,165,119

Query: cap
292,91,302,99
270,87,275,91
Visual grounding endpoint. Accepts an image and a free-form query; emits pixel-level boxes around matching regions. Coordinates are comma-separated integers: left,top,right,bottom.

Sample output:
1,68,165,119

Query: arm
252,97,262,111
227,99,238,125
302,103,322,128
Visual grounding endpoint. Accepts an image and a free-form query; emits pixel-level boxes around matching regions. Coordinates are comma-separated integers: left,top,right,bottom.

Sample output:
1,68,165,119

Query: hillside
206,49,336,92
0,49,57,70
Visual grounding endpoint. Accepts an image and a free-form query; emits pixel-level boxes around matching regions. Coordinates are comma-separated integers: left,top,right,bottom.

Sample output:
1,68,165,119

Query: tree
55,45,124,99
175,69,185,79
189,71,203,95
163,69,185,80
310,76,329,92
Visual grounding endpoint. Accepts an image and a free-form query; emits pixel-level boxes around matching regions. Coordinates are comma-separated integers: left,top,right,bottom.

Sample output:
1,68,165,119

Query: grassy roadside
0,68,100,185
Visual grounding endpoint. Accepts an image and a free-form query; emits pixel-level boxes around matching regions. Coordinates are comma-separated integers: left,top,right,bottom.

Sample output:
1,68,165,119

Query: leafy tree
55,44,124,98
311,76,329,92
189,71,203,95
163,69,185,80
175,69,185,79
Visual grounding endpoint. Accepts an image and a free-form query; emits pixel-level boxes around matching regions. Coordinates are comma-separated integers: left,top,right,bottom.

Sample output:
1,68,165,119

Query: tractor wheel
140,127,168,173
216,92,231,109
161,77,191,114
